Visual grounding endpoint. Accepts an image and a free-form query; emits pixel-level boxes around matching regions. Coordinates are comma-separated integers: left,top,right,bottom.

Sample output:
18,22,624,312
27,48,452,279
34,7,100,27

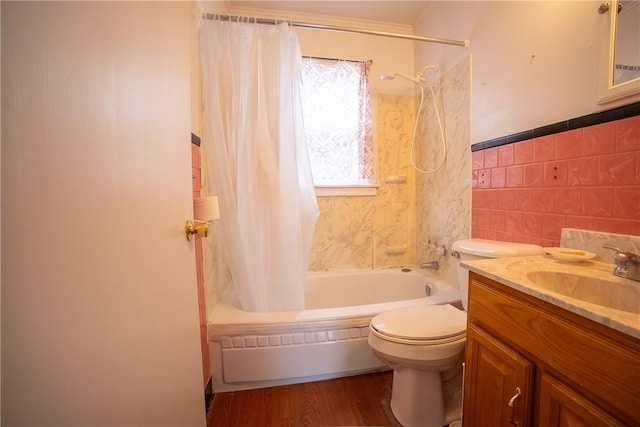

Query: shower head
380,66,437,84
380,72,423,84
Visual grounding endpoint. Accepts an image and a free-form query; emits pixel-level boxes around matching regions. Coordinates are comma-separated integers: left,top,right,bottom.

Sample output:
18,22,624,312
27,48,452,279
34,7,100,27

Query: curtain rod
203,13,470,48
303,55,372,65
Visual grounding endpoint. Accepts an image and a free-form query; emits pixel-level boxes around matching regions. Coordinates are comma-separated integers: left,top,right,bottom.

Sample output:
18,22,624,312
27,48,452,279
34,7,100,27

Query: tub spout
420,261,439,270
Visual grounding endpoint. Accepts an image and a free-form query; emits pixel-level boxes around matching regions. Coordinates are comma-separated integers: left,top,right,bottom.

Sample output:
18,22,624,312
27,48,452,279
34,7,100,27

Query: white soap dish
544,247,596,262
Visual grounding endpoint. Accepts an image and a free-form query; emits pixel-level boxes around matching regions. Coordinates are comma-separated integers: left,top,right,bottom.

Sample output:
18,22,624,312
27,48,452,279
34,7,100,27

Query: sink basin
526,271,640,314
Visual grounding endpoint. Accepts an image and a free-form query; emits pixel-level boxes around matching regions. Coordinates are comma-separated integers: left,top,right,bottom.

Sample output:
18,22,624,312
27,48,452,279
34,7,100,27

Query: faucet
603,244,640,282
420,261,439,271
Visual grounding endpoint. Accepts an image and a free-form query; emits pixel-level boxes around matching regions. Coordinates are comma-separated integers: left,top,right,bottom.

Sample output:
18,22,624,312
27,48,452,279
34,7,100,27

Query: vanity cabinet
462,272,640,427
465,324,534,426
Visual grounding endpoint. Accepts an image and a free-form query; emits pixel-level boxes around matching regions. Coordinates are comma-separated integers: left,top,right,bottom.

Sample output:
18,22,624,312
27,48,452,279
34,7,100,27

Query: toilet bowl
369,304,466,427
368,239,545,427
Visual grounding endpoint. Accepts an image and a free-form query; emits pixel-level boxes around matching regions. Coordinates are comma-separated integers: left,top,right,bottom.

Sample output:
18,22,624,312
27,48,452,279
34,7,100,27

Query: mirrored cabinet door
597,0,640,108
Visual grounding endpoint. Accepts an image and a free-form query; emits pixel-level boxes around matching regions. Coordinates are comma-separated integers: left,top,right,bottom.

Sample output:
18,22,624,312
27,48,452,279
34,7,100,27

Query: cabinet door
539,373,625,427
463,324,534,427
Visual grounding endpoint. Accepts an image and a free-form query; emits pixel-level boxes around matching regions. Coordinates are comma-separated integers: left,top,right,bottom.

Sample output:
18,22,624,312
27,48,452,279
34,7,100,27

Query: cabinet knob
507,387,522,426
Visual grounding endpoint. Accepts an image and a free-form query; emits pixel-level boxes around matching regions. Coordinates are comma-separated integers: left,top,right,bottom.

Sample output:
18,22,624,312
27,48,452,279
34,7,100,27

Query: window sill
314,185,378,197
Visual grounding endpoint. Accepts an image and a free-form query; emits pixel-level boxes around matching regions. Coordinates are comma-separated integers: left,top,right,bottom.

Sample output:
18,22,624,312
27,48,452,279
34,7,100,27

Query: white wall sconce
185,196,220,241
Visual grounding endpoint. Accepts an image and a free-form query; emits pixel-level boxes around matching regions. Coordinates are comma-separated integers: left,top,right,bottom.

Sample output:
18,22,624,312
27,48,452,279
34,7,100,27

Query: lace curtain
200,20,319,312
300,59,374,185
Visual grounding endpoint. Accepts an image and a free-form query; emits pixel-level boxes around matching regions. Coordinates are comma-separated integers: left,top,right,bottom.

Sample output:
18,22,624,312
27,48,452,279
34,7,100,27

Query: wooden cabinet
465,325,534,426
463,272,640,427
538,373,625,426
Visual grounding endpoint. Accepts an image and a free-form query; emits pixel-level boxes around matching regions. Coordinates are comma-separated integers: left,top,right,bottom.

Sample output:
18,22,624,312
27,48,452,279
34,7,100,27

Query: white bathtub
207,267,461,392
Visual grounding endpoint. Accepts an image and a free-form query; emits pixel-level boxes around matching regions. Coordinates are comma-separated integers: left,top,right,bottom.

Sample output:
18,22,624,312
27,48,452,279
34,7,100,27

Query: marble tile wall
374,95,417,268
309,95,417,270
415,57,472,286
309,196,375,270
561,228,640,263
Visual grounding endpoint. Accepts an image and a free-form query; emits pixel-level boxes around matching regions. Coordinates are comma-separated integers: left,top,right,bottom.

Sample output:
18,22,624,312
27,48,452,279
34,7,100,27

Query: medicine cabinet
596,0,640,108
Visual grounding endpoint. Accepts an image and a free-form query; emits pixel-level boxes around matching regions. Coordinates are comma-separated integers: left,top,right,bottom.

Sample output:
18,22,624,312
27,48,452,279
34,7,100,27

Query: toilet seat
370,304,466,345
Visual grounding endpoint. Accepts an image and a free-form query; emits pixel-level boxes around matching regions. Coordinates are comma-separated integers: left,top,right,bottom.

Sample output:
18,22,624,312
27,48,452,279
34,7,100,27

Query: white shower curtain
200,19,319,312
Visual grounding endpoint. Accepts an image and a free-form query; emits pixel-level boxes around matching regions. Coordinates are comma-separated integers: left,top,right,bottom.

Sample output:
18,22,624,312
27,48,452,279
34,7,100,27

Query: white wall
414,1,603,144
1,2,205,425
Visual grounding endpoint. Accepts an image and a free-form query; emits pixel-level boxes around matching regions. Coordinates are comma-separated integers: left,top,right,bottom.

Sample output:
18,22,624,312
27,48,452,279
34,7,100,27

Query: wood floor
206,371,403,427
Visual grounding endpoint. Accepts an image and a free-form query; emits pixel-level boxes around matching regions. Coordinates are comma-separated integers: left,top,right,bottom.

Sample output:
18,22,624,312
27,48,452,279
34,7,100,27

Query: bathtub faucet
420,261,439,271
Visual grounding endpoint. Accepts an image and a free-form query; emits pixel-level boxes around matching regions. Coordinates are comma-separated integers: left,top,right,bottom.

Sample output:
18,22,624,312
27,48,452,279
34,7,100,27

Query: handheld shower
380,72,424,84
380,66,437,84
379,65,447,174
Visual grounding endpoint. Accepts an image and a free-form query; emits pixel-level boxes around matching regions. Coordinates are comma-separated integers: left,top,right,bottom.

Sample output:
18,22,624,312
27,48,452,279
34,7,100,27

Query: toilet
368,239,545,427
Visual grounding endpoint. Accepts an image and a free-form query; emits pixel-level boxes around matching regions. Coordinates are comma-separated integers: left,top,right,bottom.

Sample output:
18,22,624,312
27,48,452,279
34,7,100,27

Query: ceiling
226,1,431,27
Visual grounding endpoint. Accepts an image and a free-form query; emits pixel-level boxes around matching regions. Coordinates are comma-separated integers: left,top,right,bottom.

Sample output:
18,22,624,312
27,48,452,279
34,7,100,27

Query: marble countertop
461,255,640,340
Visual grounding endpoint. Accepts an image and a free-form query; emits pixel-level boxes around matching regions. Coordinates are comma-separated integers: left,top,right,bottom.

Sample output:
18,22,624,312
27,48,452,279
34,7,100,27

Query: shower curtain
200,19,319,312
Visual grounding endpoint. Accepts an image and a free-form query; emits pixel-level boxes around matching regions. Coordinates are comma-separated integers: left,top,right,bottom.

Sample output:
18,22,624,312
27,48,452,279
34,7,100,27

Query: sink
526,271,640,314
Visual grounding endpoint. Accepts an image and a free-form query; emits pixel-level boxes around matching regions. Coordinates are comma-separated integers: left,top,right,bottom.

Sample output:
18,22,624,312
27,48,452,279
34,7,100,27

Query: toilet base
390,368,445,427
389,365,463,427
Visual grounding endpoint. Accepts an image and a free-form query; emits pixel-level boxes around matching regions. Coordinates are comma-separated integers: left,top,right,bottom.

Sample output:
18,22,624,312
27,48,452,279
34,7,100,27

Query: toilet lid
371,304,466,341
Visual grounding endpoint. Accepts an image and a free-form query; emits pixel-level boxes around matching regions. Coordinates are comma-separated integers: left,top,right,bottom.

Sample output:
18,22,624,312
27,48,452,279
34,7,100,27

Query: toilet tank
452,239,545,310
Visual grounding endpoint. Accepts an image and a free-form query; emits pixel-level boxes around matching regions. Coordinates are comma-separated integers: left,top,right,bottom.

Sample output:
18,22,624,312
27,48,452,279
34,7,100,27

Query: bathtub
207,267,461,392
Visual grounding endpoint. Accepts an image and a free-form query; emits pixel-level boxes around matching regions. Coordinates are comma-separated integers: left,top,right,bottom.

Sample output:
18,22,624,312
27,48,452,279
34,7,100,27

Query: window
300,58,375,191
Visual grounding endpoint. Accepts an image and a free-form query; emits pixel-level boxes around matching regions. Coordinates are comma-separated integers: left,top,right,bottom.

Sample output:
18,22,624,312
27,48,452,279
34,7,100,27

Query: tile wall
415,56,471,285
472,114,640,246
308,94,416,270
191,136,210,385
308,57,472,278
309,196,375,270
374,95,417,268
562,228,640,262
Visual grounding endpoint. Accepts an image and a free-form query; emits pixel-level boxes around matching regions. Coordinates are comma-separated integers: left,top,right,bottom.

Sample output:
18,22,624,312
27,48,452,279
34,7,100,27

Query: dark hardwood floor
206,371,403,427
